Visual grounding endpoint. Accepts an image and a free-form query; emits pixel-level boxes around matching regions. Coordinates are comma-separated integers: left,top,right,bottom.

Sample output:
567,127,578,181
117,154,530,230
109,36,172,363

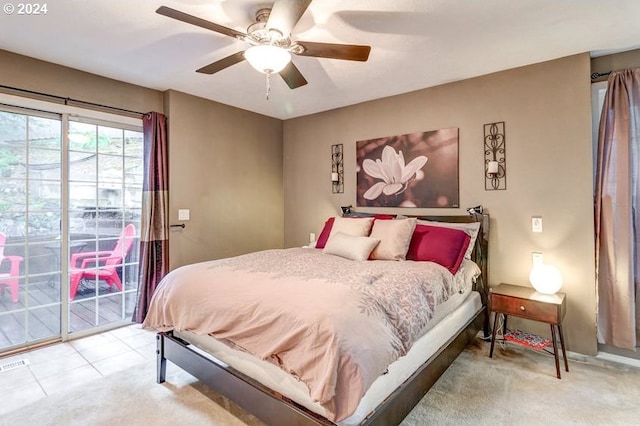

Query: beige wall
0,49,163,113
283,53,597,355
591,48,640,79
165,90,284,269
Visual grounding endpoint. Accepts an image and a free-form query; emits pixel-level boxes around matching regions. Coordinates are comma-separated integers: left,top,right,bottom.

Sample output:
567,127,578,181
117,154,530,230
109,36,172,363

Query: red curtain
133,112,169,323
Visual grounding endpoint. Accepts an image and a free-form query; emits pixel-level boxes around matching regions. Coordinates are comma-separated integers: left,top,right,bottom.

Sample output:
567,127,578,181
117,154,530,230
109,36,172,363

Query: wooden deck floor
0,278,137,351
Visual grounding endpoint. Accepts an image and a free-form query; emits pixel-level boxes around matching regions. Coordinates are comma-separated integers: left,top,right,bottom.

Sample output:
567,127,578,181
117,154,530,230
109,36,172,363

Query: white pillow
322,232,380,261
416,220,481,259
328,216,375,239
369,218,417,260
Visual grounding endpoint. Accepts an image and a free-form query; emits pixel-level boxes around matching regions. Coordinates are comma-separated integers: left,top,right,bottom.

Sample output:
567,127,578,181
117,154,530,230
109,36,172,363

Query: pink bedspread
143,248,470,421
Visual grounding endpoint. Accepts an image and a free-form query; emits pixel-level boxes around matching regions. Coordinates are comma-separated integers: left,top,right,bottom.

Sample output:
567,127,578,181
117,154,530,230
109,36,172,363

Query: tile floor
0,324,157,416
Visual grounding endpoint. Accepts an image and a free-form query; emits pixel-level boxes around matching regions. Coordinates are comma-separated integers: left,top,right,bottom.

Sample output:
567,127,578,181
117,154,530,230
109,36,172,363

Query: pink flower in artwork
362,146,428,200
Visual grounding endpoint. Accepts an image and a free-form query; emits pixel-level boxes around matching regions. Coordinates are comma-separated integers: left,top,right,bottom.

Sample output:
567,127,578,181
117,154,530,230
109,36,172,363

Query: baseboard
594,351,640,369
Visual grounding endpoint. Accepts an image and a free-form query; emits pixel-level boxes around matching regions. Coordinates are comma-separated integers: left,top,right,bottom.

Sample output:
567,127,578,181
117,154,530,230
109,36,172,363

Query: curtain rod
591,71,612,81
0,84,145,118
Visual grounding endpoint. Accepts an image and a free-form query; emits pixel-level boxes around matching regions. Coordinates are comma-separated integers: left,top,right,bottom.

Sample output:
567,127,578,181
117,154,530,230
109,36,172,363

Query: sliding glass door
67,120,142,332
0,108,63,348
0,106,142,352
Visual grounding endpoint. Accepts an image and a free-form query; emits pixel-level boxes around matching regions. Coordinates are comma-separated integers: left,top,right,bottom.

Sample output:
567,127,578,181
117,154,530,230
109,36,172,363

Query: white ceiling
1,0,639,119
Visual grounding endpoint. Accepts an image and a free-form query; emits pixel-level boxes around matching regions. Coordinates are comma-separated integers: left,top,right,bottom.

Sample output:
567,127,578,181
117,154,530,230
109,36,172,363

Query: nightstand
489,283,569,379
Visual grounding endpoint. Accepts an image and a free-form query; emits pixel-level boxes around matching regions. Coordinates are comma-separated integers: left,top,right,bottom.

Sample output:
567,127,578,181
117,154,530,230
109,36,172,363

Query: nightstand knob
520,305,526,311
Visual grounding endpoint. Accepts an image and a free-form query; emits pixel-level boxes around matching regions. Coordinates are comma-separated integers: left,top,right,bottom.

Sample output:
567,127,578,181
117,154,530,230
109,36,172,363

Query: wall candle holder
331,143,344,193
484,122,506,190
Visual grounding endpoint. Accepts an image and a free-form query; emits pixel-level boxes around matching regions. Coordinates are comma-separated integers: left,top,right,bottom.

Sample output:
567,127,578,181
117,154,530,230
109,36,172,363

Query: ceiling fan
156,0,371,91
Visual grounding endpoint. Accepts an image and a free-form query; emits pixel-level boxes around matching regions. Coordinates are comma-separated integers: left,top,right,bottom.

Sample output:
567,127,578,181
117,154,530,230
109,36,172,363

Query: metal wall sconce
484,121,506,190
331,143,344,193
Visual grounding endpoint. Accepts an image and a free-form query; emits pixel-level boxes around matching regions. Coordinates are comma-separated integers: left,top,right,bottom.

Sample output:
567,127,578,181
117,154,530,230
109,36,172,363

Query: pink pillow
406,224,471,274
369,218,416,260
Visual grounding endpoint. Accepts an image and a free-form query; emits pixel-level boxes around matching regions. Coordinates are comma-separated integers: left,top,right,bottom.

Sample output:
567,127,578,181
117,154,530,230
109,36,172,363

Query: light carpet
2,338,639,426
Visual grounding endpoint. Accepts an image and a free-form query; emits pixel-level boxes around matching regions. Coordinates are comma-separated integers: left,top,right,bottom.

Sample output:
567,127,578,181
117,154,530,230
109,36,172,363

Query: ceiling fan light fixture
244,45,291,74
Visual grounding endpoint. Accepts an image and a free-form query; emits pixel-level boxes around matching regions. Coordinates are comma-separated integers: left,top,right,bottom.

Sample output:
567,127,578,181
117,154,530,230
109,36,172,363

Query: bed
144,214,490,426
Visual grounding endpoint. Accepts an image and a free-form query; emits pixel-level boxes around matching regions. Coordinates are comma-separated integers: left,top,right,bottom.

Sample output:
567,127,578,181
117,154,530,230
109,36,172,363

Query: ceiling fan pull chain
265,71,271,101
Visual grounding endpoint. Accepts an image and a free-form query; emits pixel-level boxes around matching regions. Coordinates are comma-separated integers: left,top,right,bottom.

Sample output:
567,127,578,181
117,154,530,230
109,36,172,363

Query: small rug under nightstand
504,329,551,350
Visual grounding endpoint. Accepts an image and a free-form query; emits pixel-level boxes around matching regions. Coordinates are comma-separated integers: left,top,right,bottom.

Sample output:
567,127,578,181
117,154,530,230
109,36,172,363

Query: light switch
309,232,316,243
178,209,190,221
531,216,542,233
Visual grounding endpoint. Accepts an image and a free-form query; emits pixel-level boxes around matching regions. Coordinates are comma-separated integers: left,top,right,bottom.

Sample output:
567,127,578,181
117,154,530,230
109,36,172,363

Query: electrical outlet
309,232,316,243
532,216,542,233
532,252,544,266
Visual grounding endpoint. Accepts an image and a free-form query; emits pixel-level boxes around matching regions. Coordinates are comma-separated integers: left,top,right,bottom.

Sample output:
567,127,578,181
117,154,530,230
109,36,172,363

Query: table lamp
529,263,563,294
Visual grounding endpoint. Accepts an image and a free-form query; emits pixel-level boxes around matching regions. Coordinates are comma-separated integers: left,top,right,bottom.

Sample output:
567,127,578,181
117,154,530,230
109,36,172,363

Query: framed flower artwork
356,128,459,208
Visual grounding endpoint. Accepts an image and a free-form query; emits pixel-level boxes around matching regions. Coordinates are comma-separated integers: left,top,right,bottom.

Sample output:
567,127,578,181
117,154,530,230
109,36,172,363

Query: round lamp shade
244,45,291,74
529,264,563,294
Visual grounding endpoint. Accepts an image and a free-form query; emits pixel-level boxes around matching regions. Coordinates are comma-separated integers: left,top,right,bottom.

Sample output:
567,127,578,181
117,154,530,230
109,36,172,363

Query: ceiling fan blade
196,51,246,74
156,6,246,39
294,41,371,62
266,0,312,37
280,62,308,89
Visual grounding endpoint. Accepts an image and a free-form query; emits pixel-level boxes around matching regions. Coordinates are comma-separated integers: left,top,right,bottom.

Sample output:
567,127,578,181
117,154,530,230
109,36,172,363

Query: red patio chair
69,224,136,299
0,232,23,303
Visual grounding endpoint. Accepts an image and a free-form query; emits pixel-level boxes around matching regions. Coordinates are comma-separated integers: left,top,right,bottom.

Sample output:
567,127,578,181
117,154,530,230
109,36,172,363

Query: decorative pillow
369,218,417,260
322,232,380,261
328,216,375,239
315,217,335,249
416,220,480,259
406,224,471,274
315,216,390,249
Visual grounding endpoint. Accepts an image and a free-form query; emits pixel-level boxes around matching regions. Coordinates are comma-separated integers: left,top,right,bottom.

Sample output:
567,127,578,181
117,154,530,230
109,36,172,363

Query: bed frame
156,213,490,426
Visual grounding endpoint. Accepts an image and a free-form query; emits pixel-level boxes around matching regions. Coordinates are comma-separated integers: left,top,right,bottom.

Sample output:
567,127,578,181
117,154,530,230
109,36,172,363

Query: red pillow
315,217,335,249
315,215,395,249
406,224,471,274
